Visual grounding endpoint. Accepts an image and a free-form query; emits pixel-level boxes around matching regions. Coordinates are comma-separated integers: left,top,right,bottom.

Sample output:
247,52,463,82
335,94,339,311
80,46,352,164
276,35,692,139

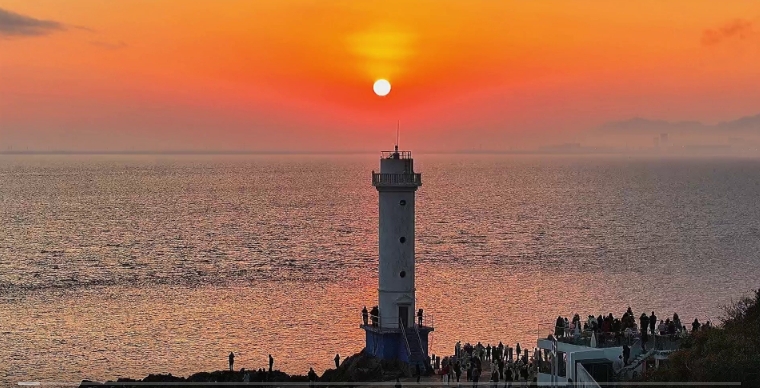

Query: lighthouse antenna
395,120,399,152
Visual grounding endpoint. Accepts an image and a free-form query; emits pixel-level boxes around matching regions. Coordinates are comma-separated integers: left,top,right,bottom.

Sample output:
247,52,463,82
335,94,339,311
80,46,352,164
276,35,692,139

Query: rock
78,349,413,387
319,351,411,383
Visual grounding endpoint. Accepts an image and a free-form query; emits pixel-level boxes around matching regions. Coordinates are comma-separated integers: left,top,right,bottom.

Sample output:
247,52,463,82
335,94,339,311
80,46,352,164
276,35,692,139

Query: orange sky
1,0,759,151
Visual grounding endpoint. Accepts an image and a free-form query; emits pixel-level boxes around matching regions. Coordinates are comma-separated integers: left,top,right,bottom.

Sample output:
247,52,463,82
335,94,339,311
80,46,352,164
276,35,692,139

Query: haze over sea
1,154,759,384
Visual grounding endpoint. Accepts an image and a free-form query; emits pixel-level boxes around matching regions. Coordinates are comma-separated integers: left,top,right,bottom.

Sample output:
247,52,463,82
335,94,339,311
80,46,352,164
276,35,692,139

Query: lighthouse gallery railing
372,173,422,186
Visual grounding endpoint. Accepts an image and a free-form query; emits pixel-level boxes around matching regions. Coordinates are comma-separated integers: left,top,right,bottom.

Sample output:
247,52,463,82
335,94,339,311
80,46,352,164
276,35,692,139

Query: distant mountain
596,113,760,134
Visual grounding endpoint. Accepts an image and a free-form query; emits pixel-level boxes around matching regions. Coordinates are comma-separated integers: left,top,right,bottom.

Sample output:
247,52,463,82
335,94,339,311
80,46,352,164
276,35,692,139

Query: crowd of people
430,341,539,386
552,308,711,351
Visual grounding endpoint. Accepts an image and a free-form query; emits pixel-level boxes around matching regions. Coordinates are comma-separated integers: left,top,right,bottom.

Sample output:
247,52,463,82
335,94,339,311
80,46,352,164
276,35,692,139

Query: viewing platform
359,313,434,333
535,322,689,386
381,150,413,159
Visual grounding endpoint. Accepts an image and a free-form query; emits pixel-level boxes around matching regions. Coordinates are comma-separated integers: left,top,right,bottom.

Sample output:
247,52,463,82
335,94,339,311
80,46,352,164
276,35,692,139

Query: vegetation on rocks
630,289,760,386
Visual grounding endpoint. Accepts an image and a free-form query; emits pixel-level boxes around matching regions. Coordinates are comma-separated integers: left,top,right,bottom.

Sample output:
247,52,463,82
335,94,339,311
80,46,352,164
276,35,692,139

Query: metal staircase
402,322,432,373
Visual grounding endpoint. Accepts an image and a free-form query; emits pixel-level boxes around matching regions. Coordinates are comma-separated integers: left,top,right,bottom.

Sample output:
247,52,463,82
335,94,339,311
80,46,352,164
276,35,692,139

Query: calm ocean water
1,154,759,384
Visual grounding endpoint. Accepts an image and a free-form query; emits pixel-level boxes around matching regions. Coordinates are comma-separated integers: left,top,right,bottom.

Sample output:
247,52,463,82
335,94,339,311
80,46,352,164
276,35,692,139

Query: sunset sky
1,1,759,152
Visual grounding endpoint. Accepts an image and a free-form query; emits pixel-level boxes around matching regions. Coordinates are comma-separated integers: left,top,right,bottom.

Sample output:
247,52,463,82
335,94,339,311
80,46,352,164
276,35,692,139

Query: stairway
404,327,432,373
617,348,655,380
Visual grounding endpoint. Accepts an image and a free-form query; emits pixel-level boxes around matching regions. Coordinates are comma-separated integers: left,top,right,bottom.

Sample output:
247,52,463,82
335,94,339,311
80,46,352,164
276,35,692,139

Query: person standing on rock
334,353,340,368
269,354,274,372
229,352,235,371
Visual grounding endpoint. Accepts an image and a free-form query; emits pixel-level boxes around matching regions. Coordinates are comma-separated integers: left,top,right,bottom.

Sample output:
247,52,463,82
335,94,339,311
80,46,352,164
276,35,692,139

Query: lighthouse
361,145,432,368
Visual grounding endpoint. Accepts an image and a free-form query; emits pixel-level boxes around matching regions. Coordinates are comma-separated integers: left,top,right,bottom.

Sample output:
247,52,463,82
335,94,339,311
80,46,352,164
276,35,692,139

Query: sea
1,153,759,384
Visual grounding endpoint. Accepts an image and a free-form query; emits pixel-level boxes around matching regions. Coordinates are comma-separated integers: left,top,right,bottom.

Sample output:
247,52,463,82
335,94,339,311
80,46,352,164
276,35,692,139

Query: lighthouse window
399,200,406,206
399,237,406,243
400,271,406,278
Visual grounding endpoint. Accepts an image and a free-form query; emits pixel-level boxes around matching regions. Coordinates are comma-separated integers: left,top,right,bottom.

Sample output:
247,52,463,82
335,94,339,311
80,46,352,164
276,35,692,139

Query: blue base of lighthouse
361,325,433,368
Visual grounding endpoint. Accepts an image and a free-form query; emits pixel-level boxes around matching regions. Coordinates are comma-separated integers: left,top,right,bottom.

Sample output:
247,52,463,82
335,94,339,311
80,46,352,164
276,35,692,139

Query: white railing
414,325,424,354
539,323,646,349
415,313,434,329
399,318,412,356
361,313,380,328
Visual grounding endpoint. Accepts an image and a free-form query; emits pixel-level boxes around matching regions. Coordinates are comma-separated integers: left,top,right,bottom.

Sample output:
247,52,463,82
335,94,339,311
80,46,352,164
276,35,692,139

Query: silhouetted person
504,369,513,388
269,354,274,372
692,318,701,333
370,306,379,327
622,345,630,365
649,311,657,335
516,343,521,359
454,361,461,382
308,367,317,388
229,352,234,371
417,308,423,326
362,306,369,325
639,313,650,351
335,353,340,368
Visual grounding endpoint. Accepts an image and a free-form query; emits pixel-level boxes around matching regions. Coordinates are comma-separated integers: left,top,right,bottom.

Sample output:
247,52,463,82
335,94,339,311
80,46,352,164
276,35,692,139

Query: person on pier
362,306,368,325
269,354,274,372
229,352,235,371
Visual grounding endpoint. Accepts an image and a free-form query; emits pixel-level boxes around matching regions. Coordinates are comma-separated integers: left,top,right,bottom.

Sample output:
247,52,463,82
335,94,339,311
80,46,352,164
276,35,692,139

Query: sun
373,79,391,96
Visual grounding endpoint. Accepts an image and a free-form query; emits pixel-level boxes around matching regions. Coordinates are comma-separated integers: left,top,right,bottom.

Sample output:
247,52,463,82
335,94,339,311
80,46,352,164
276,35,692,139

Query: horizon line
0,148,755,157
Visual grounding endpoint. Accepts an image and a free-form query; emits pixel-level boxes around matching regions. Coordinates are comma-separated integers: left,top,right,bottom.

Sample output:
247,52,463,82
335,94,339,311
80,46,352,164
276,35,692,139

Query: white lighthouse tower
361,144,432,368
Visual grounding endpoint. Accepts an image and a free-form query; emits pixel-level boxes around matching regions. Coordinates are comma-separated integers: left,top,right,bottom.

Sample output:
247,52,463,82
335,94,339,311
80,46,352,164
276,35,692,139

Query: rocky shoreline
79,351,415,388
